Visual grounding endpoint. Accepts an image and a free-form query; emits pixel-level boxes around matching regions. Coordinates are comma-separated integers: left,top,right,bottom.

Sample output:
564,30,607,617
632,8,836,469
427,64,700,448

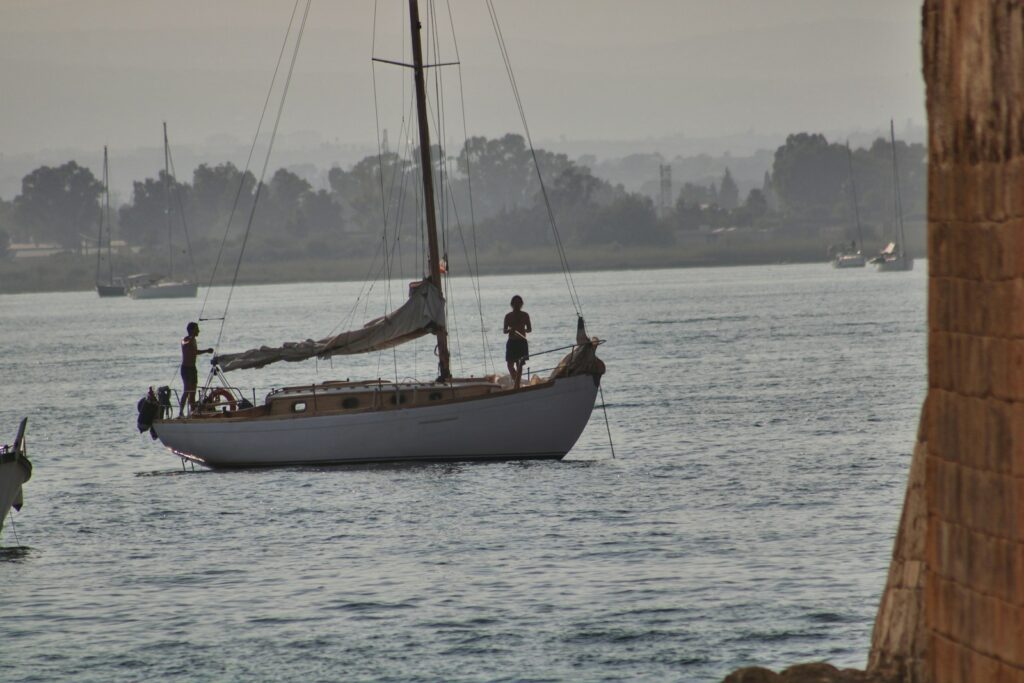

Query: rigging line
444,0,491,373
484,0,582,316
217,0,313,352
598,384,616,459
488,2,577,311
429,0,448,246
370,63,392,319
200,0,303,322
165,142,199,284
425,0,463,371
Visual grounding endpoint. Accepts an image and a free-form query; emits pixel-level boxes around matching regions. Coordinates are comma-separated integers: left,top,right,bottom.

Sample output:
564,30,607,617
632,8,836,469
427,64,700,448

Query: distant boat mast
845,142,864,252
889,119,907,258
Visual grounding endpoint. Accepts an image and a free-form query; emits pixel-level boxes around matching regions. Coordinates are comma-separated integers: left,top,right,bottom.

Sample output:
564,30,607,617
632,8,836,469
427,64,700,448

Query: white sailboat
832,142,866,269
872,120,914,272
95,147,127,296
141,0,605,468
0,419,32,541
128,123,198,299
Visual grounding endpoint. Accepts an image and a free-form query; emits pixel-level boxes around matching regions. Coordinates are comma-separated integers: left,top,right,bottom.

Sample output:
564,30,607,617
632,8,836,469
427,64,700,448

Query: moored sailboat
95,147,127,296
831,142,866,269
140,0,605,468
872,120,914,272
128,123,198,299
0,419,32,541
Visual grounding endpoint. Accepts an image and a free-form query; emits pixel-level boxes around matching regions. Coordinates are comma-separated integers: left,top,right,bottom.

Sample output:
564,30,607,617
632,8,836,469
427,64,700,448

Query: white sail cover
215,281,446,372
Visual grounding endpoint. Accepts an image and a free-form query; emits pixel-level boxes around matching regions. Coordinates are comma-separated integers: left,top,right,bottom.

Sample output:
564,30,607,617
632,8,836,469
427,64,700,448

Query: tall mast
104,146,113,282
845,142,863,252
408,0,451,381
163,122,174,279
889,119,907,259
95,147,106,286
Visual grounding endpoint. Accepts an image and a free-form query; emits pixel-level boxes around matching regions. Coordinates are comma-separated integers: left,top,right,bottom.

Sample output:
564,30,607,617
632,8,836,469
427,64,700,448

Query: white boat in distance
872,120,914,272
832,252,866,269
127,124,198,299
831,143,867,269
127,275,198,299
0,419,32,540
142,0,605,468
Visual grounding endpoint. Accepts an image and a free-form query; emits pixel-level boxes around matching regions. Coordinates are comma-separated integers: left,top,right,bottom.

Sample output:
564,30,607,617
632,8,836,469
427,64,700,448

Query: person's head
510,295,523,310
186,322,200,336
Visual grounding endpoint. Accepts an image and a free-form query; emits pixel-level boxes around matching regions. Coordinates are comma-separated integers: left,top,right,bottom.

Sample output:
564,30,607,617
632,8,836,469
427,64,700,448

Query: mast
163,122,174,279
845,142,863,252
889,119,907,259
95,147,105,286
104,146,113,283
408,0,451,381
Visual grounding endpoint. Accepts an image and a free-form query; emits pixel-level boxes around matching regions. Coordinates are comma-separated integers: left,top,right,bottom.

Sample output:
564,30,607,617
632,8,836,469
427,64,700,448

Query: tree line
0,131,926,262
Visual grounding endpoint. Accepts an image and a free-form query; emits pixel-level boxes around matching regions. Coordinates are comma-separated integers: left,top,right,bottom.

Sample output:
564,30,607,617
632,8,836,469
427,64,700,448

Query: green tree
583,194,668,246
190,162,256,239
456,134,573,219
260,168,313,236
771,133,847,218
718,168,739,210
0,197,24,244
329,153,411,234
119,171,191,247
15,161,103,250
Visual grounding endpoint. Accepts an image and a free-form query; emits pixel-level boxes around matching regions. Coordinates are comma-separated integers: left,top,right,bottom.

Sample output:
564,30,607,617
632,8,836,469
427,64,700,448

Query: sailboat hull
154,374,600,468
0,419,30,539
129,281,198,299
97,284,127,297
0,461,30,537
832,253,866,268
874,256,914,272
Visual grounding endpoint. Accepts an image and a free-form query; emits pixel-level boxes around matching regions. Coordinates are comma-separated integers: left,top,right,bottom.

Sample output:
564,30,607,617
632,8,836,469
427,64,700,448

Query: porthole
428,392,443,401
342,397,360,409
292,401,307,413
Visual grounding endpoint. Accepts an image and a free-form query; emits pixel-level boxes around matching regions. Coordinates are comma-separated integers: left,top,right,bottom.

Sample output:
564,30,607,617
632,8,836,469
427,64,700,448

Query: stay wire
484,0,582,316
200,0,303,324
442,0,489,374
217,0,313,352
598,384,616,459
426,1,465,374
445,0,492,372
164,142,199,284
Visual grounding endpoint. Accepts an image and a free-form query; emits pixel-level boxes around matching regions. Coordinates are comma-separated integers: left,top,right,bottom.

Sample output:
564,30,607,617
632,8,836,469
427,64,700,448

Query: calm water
0,264,926,682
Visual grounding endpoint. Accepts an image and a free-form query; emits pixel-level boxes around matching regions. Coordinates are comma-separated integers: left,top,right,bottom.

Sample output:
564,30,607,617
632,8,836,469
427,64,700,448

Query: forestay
214,281,446,372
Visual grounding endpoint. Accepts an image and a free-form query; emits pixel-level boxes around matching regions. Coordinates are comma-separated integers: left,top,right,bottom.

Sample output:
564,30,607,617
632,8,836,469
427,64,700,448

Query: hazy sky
1,0,924,155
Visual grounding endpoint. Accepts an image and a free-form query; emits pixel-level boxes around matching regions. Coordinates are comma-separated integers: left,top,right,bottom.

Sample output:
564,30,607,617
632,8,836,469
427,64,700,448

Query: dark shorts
506,337,529,364
181,365,198,390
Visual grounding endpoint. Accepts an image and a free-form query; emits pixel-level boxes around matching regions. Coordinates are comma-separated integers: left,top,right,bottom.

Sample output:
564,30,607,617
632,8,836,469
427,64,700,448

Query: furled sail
214,281,446,372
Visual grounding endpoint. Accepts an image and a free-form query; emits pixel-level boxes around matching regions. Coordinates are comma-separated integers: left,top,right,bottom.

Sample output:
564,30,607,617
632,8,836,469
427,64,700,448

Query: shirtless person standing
179,321,213,417
503,295,532,389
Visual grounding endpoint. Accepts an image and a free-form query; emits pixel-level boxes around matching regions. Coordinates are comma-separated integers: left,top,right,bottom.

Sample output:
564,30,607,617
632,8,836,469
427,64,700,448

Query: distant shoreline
0,241,921,295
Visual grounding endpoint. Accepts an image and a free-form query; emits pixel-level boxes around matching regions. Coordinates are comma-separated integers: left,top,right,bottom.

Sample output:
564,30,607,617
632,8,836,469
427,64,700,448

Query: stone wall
871,2,1024,682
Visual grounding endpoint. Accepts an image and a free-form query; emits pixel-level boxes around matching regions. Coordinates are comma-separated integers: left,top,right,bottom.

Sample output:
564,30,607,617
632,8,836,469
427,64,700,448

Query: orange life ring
205,387,237,412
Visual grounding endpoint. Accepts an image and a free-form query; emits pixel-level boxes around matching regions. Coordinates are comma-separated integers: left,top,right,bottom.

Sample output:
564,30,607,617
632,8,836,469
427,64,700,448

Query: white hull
0,419,30,539
832,253,866,268
155,374,600,468
129,281,198,299
874,256,914,272
0,461,29,537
